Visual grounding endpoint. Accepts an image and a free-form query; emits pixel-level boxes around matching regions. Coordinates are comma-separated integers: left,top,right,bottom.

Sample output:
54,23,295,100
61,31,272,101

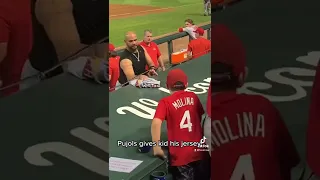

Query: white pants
203,115,211,156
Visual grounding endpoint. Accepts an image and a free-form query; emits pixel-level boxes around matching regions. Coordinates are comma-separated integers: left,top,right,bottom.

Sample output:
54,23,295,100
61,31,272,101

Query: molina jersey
211,92,300,180
154,91,205,166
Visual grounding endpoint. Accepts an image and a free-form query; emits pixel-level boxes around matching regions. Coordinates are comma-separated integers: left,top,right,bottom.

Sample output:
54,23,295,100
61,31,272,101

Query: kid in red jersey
210,24,300,180
151,68,210,180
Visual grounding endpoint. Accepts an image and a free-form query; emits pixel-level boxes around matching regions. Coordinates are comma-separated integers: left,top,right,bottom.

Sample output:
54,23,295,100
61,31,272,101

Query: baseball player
178,19,198,39
204,0,211,16
186,27,211,60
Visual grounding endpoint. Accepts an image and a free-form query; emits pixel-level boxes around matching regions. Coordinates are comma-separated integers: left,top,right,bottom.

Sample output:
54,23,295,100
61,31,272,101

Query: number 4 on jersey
180,110,192,132
231,154,255,180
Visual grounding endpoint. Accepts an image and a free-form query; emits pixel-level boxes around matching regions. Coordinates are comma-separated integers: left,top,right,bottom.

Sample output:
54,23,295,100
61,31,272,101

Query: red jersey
154,91,205,166
187,37,211,59
109,56,120,91
207,83,211,118
140,41,161,69
211,92,300,180
307,63,320,176
0,0,32,96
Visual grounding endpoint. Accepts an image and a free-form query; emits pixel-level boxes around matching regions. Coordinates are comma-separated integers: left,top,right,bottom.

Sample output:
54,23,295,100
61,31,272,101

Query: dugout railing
116,23,211,64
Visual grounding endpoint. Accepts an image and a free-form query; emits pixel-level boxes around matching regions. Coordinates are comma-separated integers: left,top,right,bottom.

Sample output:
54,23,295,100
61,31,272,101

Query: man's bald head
125,31,136,40
124,31,138,51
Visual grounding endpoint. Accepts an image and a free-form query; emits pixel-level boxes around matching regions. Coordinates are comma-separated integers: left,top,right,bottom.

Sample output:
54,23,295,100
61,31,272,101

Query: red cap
166,69,188,89
194,27,205,36
212,24,246,77
109,43,115,51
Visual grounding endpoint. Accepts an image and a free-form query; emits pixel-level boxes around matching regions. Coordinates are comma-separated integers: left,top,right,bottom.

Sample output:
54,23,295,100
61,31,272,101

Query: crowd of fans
108,19,211,92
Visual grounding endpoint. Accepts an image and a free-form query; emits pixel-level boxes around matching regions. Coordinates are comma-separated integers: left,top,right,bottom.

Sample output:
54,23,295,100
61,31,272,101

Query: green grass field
110,0,210,47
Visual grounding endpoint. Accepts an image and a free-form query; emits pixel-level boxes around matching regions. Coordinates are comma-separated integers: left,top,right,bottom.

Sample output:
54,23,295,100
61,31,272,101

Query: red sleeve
178,27,183,32
109,65,113,78
187,43,192,52
0,18,10,42
307,63,320,175
273,105,300,170
154,99,167,121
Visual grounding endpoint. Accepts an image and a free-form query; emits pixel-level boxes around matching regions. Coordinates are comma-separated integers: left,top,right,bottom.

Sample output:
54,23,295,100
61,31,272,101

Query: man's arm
151,100,166,151
151,118,163,147
141,46,155,68
156,46,165,69
120,59,136,81
35,0,94,61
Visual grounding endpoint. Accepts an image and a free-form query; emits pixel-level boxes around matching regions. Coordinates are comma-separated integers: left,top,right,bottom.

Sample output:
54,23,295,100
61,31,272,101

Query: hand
158,66,166,72
138,75,149,80
153,146,166,159
148,69,158,76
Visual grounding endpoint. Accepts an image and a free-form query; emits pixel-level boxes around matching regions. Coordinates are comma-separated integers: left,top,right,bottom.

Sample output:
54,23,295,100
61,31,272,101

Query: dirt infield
109,4,172,20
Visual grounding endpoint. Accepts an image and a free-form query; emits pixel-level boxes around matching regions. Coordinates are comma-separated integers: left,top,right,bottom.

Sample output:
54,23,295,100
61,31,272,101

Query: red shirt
154,91,206,166
0,0,32,96
211,92,300,180
140,41,161,69
187,37,211,59
207,83,211,118
109,56,120,91
307,63,320,176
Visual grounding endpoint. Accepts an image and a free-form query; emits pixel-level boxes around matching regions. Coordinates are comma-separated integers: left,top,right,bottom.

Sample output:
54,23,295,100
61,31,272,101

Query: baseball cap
166,69,188,89
109,43,115,51
194,27,205,36
212,24,246,78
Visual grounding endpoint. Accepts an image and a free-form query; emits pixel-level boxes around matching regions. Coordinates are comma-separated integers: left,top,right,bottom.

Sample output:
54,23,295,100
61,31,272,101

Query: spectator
118,31,157,85
178,19,198,39
108,43,120,92
0,0,32,96
204,0,211,16
140,30,165,71
186,28,211,60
